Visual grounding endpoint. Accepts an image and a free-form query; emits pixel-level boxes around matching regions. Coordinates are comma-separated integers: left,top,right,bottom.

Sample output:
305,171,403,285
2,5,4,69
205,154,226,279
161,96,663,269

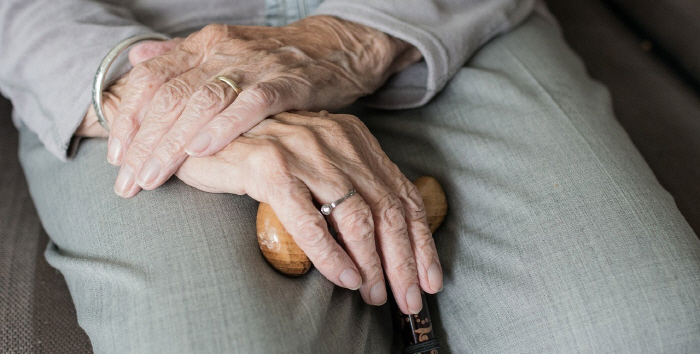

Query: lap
19,129,391,353
353,13,700,353
18,12,700,354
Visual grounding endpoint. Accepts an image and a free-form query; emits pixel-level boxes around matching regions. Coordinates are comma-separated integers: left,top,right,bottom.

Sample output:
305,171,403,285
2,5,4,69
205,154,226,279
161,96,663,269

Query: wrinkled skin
105,15,421,199
178,111,443,315
82,89,442,315
79,17,441,314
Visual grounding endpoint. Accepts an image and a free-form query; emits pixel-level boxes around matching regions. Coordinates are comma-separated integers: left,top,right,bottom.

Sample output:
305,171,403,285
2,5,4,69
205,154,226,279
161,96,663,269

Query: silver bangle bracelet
92,33,171,132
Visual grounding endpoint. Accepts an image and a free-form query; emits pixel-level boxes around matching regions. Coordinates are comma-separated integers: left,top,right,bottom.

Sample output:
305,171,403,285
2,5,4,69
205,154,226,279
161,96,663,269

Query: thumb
128,38,184,65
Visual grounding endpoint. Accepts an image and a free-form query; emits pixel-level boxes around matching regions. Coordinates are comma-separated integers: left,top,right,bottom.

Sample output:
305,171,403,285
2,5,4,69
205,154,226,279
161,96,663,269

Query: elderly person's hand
81,80,443,314
108,16,421,198
174,110,442,314
77,38,183,138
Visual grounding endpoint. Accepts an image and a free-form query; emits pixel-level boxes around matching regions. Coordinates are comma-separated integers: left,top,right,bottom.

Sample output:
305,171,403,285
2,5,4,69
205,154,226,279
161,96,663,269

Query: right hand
175,111,443,314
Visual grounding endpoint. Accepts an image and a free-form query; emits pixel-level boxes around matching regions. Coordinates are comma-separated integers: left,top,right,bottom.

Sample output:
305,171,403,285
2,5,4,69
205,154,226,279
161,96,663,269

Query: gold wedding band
216,75,242,95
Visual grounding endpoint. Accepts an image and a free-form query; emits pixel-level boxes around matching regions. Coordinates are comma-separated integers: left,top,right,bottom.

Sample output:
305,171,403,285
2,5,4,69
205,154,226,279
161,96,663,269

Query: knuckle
315,118,360,154
285,125,317,148
189,83,227,112
390,257,418,280
266,51,291,67
152,79,191,113
128,64,153,83
378,193,407,234
254,141,287,170
315,245,345,270
365,261,384,278
415,234,436,252
399,179,427,222
158,134,187,157
318,118,345,136
341,207,374,243
271,46,313,64
130,62,165,84
199,24,229,39
244,84,278,108
204,114,239,133
296,214,329,249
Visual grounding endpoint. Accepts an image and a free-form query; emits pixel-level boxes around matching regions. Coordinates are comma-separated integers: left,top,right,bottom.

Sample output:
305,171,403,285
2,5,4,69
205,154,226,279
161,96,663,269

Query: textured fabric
16,13,700,353
0,0,537,161
313,0,540,109
545,0,700,249
605,0,700,85
19,129,394,353
265,0,323,26
0,97,91,354
0,97,36,353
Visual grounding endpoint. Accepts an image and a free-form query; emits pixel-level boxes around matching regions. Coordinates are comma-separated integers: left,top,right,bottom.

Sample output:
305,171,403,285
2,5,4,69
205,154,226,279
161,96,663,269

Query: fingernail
428,262,444,293
406,284,423,314
122,181,142,199
108,138,122,164
369,282,387,305
186,132,212,155
137,157,161,186
339,268,362,290
114,165,135,197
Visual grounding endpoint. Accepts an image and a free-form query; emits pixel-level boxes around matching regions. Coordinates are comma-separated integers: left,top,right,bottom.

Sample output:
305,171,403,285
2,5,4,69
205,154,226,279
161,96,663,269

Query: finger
339,113,442,294
323,190,387,306
173,135,254,195
185,77,310,156
135,76,240,190
269,179,363,291
79,91,119,138
274,112,422,314
297,160,386,306
339,200,388,306
352,176,421,314
128,38,184,66
390,176,442,294
108,42,205,165
114,66,214,197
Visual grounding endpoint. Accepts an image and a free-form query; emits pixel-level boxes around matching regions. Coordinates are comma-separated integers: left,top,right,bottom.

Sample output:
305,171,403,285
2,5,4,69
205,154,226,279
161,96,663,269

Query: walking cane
257,176,446,354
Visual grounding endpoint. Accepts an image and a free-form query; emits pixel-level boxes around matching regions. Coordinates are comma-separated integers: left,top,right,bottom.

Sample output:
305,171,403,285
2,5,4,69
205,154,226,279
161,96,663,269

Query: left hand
108,16,421,198
175,110,443,314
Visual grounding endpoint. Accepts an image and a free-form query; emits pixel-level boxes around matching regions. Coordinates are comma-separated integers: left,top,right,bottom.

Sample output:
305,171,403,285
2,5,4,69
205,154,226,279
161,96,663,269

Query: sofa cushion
0,97,92,353
545,0,700,235
605,0,700,85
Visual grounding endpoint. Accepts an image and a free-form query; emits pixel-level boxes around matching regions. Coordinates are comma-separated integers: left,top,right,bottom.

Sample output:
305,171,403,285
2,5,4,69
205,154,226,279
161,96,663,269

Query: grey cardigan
0,0,544,160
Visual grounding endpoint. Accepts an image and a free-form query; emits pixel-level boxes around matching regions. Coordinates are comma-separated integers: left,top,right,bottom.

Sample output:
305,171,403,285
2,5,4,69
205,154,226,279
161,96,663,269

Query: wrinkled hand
175,111,443,314
78,76,126,138
109,16,421,198
78,38,183,138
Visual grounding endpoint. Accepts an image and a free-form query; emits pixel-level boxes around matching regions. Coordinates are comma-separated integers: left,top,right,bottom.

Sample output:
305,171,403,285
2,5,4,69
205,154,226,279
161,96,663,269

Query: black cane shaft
395,292,440,354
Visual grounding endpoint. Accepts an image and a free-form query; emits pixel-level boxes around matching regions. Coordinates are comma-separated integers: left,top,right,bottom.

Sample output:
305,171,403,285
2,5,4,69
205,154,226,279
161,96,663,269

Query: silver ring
92,33,172,132
320,190,356,215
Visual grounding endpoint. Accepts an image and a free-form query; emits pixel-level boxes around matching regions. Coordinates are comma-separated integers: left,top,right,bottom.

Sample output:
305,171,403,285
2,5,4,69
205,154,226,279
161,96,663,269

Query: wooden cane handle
256,176,447,276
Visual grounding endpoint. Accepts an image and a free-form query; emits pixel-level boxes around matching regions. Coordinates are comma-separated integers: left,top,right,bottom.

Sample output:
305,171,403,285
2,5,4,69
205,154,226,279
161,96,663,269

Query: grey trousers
18,13,700,353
